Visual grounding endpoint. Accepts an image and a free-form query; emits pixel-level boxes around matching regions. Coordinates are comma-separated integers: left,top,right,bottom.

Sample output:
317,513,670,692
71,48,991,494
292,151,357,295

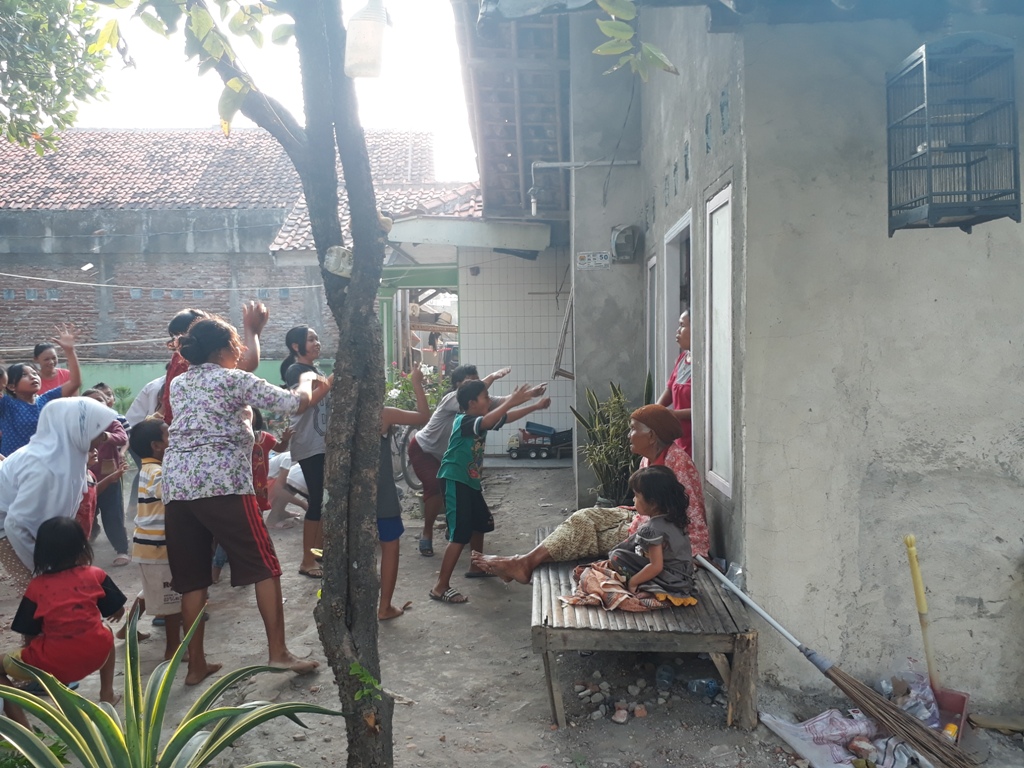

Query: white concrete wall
741,17,1024,709
457,246,575,454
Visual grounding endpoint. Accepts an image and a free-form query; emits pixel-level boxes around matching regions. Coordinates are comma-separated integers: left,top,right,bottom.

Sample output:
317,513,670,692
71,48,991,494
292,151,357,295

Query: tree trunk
200,0,393,762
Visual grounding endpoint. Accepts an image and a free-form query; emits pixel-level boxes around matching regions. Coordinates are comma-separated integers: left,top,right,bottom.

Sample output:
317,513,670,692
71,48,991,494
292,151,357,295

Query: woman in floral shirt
162,312,330,686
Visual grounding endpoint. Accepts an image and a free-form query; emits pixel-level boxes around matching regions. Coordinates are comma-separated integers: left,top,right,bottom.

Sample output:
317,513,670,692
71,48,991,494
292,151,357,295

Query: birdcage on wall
887,33,1021,236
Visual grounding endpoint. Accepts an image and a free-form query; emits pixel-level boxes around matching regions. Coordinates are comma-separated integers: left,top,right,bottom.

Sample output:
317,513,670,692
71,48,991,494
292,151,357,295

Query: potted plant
0,609,343,768
570,376,653,506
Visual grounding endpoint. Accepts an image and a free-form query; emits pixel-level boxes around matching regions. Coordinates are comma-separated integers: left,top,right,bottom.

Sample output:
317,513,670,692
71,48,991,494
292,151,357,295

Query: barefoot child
129,418,183,659
429,380,550,604
608,466,697,603
378,366,430,620
1,516,127,712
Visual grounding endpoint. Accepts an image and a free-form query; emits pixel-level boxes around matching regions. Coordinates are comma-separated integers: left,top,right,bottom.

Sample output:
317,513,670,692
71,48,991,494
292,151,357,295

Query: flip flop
418,538,434,557
428,588,468,604
298,567,323,579
464,570,497,579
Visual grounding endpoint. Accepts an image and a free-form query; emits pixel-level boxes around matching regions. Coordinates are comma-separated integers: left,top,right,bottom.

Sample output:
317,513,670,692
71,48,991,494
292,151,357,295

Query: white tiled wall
457,246,574,456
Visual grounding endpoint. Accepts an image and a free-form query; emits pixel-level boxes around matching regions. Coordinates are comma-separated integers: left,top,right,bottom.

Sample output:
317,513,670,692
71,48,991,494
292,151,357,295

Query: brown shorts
165,495,281,593
407,435,442,501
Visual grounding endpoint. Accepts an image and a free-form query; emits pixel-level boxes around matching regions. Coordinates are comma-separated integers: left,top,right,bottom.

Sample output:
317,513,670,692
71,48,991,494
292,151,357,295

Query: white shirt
125,375,166,427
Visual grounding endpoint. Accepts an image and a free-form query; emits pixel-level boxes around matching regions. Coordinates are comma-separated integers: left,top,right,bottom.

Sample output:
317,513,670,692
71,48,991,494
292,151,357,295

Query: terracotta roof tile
0,128,438,211
270,182,482,253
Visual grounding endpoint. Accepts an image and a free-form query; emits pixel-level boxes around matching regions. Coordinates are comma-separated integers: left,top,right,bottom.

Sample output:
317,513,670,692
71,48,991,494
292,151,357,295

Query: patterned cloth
542,442,710,563
0,387,63,456
162,365,300,503
559,560,687,612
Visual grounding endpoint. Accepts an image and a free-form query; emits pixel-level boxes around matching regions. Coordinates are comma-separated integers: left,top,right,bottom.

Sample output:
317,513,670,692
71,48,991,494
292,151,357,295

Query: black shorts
440,479,494,544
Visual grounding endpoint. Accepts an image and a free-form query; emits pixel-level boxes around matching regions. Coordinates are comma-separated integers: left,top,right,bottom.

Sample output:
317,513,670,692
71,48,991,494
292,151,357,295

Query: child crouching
1,516,127,711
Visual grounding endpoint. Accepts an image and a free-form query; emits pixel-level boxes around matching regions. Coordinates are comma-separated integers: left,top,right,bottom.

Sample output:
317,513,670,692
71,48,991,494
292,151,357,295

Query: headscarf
630,404,683,446
0,397,116,567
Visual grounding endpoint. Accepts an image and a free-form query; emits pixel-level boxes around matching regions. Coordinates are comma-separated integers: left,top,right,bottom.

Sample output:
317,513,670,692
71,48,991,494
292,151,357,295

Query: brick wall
0,209,340,368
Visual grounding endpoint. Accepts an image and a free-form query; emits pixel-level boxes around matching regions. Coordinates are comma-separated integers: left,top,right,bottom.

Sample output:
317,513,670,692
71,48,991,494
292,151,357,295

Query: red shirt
75,472,98,539
161,352,190,425
37,368,71,394
13,565,126,683
667,351,693,457
251,431,277,511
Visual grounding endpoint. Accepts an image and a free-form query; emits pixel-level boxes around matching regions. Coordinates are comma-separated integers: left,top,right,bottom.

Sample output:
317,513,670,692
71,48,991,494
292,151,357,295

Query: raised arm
55,325,81,397
238,300,269,373
506,396,551,425
480,382,533,430
482,367,511,388
382,366,430,431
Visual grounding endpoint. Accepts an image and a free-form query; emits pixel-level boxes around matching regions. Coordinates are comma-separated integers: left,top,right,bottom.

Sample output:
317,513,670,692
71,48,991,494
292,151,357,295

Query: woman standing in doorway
657,311,692,457
281,326,332,579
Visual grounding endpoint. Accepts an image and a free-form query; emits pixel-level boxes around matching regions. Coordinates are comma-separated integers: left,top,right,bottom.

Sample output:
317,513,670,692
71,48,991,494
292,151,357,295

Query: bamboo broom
696,556,974,768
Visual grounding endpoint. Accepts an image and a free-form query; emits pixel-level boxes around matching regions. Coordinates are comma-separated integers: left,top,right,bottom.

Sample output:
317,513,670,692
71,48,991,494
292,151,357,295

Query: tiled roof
270,182,482,253
0,128,437,211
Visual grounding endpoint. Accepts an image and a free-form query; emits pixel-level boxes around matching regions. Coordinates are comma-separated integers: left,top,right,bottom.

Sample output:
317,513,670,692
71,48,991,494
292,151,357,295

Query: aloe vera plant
0,608,343,768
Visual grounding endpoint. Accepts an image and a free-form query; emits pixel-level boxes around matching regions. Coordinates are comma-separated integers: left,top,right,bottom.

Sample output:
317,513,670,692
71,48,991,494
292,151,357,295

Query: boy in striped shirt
129,417,182,659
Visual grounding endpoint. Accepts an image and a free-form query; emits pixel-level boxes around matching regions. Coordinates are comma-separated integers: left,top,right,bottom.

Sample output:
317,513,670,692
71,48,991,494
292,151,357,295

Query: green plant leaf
218,81,248,127
139,10,169,36
180,665,286,724
0,718,66,768
157,706,270,768
271,23,295,44
0,685,100,768
604,54,634,75
640,42,679,75
596,19,634,41
191,704,344,767
189,6,216,40
592,39,633,56
123,607,145,768
596,0,637,21
164,732,208,768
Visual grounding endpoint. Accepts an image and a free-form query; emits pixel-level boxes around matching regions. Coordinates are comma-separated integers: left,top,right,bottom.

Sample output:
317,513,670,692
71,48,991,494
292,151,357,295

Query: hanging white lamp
344,0,387,78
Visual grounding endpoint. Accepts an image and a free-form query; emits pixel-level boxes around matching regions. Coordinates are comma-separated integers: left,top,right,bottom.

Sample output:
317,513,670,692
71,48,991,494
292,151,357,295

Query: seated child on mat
609,465,697,605
1,516,127,715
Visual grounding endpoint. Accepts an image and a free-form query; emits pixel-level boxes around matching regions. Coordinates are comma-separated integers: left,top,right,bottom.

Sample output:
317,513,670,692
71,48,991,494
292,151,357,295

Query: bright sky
75,0,479,182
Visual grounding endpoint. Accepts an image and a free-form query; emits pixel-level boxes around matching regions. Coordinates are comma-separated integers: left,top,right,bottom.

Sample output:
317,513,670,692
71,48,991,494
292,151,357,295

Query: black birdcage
887,33,1021,236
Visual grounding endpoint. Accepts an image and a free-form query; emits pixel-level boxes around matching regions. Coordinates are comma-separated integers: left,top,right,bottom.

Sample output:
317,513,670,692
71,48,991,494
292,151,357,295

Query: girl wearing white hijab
0,397,117,587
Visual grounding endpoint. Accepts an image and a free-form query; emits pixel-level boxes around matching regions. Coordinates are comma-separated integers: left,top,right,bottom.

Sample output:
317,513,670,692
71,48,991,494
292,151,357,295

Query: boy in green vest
429,379,550,604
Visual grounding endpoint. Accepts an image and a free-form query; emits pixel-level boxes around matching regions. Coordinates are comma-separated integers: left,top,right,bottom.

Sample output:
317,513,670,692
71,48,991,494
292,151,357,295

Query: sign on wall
576,251,611,270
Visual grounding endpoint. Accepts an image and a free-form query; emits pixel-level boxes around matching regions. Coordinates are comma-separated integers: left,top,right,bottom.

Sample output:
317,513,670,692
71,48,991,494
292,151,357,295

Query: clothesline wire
0,271,324,293
0,338,167,354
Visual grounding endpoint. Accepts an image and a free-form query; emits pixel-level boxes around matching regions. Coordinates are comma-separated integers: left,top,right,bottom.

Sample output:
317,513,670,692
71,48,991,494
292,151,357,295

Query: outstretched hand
52,324,79,351
490,367,512,380
242,301,270,335
508,382,534,406
530,383,548,398
534,397,551,411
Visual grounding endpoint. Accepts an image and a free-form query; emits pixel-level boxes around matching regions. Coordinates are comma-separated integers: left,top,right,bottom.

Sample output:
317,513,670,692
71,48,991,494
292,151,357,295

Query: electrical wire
0,271,324,293
0,337,167,354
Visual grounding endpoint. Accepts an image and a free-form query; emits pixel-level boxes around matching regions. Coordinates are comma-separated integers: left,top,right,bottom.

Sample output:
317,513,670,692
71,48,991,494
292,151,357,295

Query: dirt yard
1,463,1021,768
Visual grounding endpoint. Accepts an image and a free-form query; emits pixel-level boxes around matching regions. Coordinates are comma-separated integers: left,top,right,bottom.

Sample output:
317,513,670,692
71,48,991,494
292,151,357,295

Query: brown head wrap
630,404,683,445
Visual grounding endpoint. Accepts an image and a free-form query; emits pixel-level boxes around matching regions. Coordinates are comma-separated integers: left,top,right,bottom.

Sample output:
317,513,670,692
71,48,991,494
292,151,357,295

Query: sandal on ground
111,554,131,567
428,588,468,604
418,538,434,557
298,567,323,579
310,548,323,563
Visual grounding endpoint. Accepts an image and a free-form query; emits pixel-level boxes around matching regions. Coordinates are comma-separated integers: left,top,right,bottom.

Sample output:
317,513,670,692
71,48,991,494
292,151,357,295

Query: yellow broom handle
904,534,940,689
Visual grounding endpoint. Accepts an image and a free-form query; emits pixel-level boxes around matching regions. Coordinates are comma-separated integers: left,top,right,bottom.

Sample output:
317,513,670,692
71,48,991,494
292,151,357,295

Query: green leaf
218,81,247,126
604,54,634,75
88,19,119,54
0,685,101,768
189,5,216,41
640,42,679,75
246,26,264,48
595,19,634,41
228,9,249,35
593,39,633,56
0,718,66,768
596,0,637,21
139,11,169,36
181,665,285,724
271,23,295,45
191,704,344,766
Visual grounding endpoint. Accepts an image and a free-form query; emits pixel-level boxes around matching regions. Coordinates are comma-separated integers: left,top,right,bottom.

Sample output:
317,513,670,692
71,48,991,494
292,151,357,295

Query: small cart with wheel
507,422,572,460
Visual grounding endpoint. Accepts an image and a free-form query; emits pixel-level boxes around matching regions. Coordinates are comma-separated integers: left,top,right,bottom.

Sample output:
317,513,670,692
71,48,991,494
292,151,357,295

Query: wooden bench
530,528,758,729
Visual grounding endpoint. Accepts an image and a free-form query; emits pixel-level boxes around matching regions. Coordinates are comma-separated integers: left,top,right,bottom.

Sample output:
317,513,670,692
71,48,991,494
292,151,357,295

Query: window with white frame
663,212,692,387
705,185,732,495
646,255,658,378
